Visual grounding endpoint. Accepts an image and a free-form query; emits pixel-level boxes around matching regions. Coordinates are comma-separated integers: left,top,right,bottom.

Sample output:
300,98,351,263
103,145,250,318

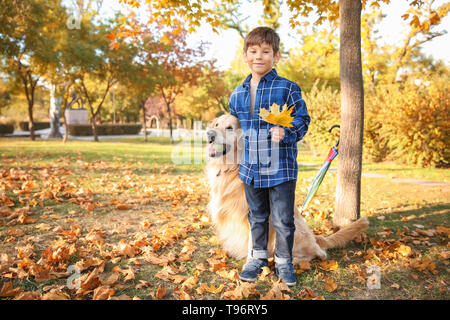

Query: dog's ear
209,118,217,129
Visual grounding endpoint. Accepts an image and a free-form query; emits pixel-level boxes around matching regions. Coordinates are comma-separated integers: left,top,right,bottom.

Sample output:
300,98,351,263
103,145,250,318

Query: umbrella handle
328,124,340,148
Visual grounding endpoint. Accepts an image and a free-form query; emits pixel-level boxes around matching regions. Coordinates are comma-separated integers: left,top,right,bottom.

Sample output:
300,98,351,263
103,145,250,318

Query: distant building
144,97,189,129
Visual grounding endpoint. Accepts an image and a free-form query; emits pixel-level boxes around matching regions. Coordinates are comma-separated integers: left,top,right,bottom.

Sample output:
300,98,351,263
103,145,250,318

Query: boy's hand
269,126,285,143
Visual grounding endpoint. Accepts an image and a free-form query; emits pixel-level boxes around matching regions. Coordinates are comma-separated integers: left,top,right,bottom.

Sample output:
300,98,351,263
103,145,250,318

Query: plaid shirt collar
242,68,278,89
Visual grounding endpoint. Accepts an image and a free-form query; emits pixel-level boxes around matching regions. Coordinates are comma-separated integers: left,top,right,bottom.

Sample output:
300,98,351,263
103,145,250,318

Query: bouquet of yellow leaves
259,103,295,128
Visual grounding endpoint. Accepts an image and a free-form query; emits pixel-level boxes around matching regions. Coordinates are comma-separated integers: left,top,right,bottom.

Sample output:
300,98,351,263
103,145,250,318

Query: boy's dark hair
244,27,280,55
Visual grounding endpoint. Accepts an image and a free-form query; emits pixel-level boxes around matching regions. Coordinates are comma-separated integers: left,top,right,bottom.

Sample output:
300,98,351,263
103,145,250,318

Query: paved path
300,163,449,188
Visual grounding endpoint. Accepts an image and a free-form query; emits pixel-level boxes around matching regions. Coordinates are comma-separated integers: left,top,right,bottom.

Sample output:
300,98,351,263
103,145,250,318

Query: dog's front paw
317,249,327,260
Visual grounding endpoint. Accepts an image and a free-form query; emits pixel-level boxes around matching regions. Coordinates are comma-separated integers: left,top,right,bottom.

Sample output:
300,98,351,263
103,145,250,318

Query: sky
96,0,449,71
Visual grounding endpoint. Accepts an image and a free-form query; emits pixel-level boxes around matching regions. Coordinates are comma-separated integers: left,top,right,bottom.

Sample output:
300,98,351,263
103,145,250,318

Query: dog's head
206,114,243,164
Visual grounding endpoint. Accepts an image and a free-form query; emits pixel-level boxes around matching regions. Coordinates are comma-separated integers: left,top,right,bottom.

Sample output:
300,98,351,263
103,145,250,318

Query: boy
228,27,310,286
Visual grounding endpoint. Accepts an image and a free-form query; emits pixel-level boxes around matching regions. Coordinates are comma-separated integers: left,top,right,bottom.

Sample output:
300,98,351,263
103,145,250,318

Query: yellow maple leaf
259,103,294,128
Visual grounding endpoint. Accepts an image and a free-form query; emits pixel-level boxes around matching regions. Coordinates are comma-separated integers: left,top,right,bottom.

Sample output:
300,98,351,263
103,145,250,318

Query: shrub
67,124,142,136
365,75,449,167
299,75,449,167
19,121,63,131
0,123,14,135
302,81,341,156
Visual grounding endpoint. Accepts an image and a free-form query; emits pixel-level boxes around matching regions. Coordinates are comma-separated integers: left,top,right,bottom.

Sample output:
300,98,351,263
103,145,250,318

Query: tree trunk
166,102,174,144
91,116,99,142
27,102,35,141
48,83,63,139
62,118,69,143
141,100,148,143
334,0,364,227
20,68,36,141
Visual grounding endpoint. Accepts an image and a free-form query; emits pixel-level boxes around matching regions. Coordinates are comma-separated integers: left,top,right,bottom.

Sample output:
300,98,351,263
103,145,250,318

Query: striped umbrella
301,125,340,212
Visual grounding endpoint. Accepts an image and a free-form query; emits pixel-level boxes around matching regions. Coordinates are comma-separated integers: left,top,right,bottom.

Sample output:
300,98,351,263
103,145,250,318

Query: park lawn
0,137,448,300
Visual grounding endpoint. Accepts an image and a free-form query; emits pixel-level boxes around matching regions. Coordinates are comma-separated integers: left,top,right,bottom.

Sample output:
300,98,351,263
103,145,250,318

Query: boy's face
243,42,280,78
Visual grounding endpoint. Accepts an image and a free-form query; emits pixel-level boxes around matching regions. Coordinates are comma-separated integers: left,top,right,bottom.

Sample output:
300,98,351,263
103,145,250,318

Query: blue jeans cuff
251,249,269,260
274,255,292,265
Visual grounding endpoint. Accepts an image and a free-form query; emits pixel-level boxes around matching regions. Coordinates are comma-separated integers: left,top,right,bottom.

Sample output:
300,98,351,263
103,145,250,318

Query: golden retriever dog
205,114,369,264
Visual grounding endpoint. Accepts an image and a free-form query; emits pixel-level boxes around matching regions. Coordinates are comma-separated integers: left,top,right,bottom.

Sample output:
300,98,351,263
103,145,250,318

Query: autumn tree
120,20,162,142
360,1,449,86
0,0,68,140
64,12,139,141
390,0,449,82
278,24,340,91
152,27,205,143
175,60,231,122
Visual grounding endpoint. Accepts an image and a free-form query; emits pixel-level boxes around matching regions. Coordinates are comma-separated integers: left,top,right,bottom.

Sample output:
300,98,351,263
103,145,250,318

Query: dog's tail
315,216,369,250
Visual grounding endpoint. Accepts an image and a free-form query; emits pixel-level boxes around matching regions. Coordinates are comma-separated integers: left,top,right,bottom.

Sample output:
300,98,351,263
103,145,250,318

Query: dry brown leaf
17,244,35,259
391,283,400,289
319,260,338,272
260,280,292,300
179,242,197,261
135,280,152,290
297,286,325,300
435,226,450,236
155,284,166,299
93,286,115,300
181,276,198,291
257,266,272,281
208,248,229,260
207,258,227,272
324,277,338,292
115,239,138,258
216,268,239,282
439,251,450,260
176,288,191,300
0,206,12,217
101,273,120,286
297,260,311,271
116,204,131,210
18,214,37,224
7,227,25,237
108,294,133,300
122,266,135,282
222,282,259,300
0,254,15,273
13,290,42,300
0,282,23,297
397,244,412,257
195,283,225,295
195,263,207,272
144,251,176,266
76,268,101,296
42,289,71,300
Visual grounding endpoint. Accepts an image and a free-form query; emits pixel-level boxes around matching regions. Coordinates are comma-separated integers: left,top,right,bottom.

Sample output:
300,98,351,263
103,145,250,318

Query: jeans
243,179,296,264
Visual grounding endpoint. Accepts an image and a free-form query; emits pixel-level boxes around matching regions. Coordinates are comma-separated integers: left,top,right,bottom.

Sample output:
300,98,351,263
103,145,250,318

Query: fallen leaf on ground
222,282,259,300
0,282,23,297
258,266,272,281
181,276,198,291
324,277,338,292
319,260,338,272
260,280,292,300
155,284,166,299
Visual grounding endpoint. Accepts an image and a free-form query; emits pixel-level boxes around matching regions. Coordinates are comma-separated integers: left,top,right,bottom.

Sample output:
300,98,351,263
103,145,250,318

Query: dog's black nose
206,130,216,143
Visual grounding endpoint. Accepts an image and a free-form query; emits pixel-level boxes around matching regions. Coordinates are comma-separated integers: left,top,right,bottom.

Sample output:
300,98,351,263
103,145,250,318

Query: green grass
0,137,448,300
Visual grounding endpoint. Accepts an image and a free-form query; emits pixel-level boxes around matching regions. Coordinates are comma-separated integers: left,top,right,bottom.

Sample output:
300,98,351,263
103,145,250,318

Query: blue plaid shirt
229,69,310,188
